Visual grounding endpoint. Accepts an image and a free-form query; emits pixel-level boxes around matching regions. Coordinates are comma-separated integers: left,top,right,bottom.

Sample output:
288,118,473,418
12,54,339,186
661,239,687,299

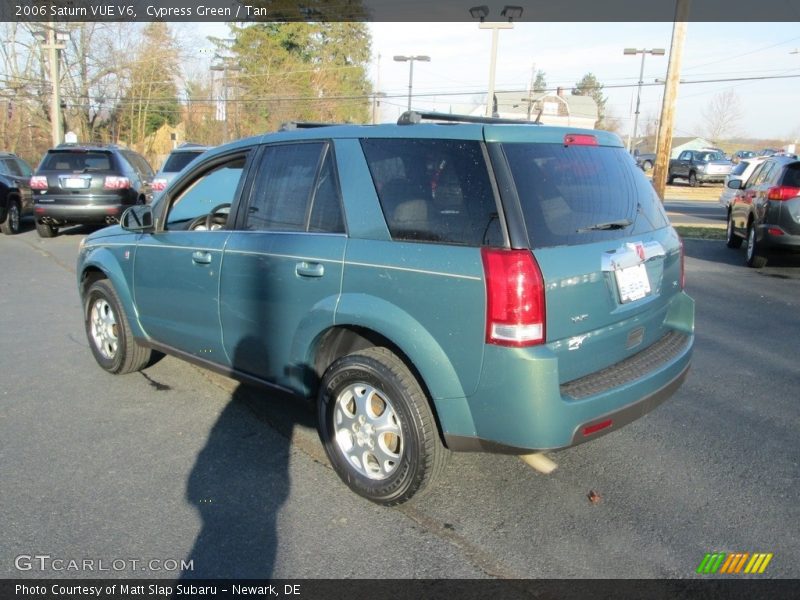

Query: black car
0,152,34,235
31,143,154,238
152,143,210,194
726,155,800,268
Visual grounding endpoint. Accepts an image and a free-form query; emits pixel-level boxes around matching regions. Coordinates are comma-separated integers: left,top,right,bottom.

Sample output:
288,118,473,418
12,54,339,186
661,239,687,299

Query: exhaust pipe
519,452,558,474
105,216,119,224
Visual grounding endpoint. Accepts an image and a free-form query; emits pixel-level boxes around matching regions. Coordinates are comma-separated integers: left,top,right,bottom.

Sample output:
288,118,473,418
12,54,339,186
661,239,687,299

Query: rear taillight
30,176,48,190
481,247,546,347
104,176,131,190
767,186,800,201
151,178,167,192
679,238,686,290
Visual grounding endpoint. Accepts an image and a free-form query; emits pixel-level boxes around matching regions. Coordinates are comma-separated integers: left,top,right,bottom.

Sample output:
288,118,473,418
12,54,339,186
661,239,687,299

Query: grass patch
675,225,726,241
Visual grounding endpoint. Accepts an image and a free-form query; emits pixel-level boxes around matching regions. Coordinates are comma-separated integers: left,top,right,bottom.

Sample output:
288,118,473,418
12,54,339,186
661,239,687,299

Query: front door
133,152,251,365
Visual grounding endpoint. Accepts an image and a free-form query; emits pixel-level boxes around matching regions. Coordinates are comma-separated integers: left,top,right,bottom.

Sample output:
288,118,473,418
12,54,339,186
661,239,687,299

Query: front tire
84,279,152,374
35,219,58,238
688,171,699,187
745,223,768,268
317,347,446,505
1,200,20,235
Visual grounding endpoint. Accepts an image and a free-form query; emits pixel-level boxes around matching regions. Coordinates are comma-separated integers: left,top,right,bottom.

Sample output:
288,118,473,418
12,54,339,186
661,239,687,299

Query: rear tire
35,219,58,238
317,347,447,505
1,200,20,235
726,212,742,249
642,160,653,171
745,223,767,268
667,172,675,185
84,279,152,374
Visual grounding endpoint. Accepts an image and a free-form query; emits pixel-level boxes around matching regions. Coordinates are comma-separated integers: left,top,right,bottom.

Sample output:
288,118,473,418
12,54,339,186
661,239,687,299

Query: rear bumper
34,203,128,224
696,173,727,183
442,291,695,453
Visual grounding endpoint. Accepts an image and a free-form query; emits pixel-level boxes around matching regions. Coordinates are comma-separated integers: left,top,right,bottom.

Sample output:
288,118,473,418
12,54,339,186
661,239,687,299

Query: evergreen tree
571,72,608,129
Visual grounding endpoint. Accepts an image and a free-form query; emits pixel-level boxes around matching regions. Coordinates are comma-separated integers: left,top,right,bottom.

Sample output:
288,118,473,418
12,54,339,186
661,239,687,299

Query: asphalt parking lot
1,221,798,580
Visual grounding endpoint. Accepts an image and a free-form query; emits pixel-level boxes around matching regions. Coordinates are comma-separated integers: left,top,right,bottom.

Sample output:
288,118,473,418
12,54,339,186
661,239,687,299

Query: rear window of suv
502,143,669,248
360,138,503,246
40,151,113,172
162,151,204,173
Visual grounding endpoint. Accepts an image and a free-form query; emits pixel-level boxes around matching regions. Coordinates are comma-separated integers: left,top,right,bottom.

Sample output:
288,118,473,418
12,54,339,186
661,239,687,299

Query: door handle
296,262,324,278
192,251,212,265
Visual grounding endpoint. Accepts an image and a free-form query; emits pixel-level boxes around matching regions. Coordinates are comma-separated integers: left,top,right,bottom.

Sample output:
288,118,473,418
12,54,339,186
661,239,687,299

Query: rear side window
780,163,800,188
731,161,749,176
162,151,204,173
41,151,113,172
360,138,502,246
502,143,669,248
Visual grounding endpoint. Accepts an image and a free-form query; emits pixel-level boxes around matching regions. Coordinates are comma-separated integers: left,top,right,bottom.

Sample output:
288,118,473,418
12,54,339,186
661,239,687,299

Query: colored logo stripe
697,552,773,574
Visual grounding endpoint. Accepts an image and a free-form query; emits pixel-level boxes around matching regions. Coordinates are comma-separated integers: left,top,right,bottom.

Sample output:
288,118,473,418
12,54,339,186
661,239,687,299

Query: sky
180,21,800,143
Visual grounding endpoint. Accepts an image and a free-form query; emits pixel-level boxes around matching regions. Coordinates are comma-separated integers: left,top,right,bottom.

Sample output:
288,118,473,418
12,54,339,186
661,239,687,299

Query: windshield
501,143,669,248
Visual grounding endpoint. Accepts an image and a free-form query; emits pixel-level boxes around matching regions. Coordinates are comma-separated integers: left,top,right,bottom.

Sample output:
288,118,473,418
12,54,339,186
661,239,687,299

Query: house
469,88,599,129
633,135,718,159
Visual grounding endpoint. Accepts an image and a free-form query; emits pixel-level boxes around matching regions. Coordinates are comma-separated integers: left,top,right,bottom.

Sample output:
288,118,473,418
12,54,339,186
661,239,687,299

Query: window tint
745,163,765,188
308,148,345,233
14,158,32,177
753,162,775,186
162,151,205,173
780,163,800,188
245,143,324,232
166,157,246,228
42,151,113,171
502,143,669,248
123,151,153,178
360,138,501,246
730,161,749,176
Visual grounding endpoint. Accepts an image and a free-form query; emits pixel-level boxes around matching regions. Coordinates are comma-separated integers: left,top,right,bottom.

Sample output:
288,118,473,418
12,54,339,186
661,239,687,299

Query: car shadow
181,336,318,579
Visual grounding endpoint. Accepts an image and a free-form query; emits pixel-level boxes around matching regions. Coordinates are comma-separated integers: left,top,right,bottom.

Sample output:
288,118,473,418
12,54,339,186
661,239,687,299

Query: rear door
219,142,347,393
491,129,680,383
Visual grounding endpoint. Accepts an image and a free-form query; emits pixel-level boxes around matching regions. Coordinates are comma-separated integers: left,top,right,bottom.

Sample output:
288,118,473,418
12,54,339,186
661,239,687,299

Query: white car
718,157,767,208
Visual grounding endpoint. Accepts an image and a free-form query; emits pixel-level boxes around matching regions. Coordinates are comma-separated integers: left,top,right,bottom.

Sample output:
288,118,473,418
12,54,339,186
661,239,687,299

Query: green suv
77,113,694,505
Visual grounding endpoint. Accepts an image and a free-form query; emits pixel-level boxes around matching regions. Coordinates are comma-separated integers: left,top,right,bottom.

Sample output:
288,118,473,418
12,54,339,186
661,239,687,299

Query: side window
360,138,501,246
679,151,691,160
0,159,11,175
245,143,324,232
123,151,153,179
165,156,247,230
744,163,765,188
14,159,32,177
753,162,775,186
308,147,345,233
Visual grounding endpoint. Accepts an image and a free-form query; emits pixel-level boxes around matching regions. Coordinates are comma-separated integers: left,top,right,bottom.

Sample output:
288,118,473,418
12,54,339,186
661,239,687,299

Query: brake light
564,133,598,147
30,176,48,190
481,248,545,347
679,238,686,290
767,186,800,201
104,176,130,190
151,178,168,192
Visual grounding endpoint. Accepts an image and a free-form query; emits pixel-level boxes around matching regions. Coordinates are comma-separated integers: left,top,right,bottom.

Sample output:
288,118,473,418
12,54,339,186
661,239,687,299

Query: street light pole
393,55,430,111
624,47,665,152
210,58,241,143
471,5,522,117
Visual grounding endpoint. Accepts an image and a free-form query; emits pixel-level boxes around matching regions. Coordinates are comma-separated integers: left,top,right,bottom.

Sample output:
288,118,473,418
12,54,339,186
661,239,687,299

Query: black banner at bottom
2,579,796,600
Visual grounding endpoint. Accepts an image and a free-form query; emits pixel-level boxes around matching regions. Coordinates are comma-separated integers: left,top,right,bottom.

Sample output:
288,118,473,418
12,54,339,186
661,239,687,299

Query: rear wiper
576,219,632,233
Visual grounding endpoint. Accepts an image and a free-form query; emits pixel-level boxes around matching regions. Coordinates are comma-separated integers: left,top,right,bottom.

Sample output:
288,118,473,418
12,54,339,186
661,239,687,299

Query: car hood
85,224,127,242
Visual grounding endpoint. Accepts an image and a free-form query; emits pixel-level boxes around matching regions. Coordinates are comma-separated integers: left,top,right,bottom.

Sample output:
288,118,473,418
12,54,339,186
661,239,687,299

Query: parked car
757,148,779,157
77,112,694,505
0,152,34,235
718,157,767,208
634,151,656,171
151,143,209,195
31,143,154,238
731,150,756,164
726,155,800,267
668,149,732,186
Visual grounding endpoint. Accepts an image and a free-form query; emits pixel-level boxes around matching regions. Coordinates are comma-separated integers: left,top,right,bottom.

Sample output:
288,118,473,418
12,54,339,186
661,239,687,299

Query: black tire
726,212,742,249
688,171,699,187
1,199,20,235
317,346,447,506
745,223,767,268
35,219,58,238
667,172,675,185
642,160,653,172
84,279,152,374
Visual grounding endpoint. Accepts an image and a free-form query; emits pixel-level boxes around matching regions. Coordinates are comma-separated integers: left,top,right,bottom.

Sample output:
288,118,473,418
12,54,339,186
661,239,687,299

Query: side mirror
121,205,155,232
726,179,743,190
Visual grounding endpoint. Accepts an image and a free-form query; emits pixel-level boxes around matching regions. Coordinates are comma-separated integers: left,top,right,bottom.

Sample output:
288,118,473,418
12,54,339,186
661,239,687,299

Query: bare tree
699,90,744,142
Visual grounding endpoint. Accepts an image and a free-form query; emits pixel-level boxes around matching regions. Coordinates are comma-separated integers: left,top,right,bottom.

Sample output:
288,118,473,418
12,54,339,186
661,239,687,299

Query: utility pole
41,22,66,146
652,0,690,200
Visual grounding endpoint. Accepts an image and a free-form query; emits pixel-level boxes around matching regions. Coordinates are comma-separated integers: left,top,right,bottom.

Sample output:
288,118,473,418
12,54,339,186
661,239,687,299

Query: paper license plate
614,263,651,303
64,177,88,189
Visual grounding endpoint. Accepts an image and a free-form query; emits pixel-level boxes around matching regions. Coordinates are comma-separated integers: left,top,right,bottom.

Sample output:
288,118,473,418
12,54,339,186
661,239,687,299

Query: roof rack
397,111,539,126
279,121,340,131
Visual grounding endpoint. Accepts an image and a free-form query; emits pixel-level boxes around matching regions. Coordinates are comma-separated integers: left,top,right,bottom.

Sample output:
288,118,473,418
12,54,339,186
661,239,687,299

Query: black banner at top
4,0,800,22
